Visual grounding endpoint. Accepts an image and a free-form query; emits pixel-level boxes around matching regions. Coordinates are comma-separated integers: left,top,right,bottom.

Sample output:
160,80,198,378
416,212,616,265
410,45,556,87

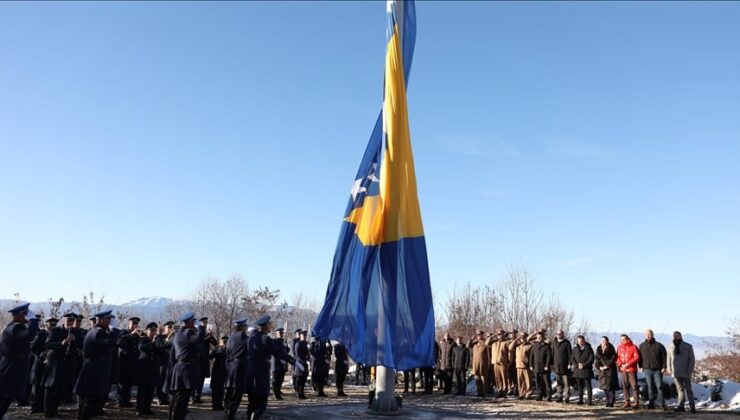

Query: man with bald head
639,329,667,410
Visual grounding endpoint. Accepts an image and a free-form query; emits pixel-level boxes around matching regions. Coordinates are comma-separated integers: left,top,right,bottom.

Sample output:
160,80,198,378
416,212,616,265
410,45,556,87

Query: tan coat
488,337,509,366
467,339,490,376
512,340,532,369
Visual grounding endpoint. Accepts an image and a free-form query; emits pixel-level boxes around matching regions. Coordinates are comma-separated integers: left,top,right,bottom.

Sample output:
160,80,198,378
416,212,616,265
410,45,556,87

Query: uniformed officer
0,303,40,419
43,313,75,417
224,318,249,420
135,322,159,416
309,334,332,397
117,316,141,407
333,342,349,397
74,310,119,420
270,328,290,400
154,321,174,405
63,315,85,404
290,329,302,395
209,335,228,411
245,315,301,420
192,317,216,404
29,318,55,413
168,312,206,420
294,330,310,399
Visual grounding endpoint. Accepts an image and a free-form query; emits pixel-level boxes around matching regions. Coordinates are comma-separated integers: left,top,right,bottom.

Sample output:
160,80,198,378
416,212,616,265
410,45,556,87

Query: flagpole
370,277,399,414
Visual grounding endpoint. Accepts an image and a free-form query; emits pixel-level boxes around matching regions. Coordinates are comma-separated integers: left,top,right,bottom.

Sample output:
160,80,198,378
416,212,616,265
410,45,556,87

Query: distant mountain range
0,296,178,321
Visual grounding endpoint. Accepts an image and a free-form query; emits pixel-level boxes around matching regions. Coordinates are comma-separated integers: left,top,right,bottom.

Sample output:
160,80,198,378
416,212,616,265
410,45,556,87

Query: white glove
26,310,36,320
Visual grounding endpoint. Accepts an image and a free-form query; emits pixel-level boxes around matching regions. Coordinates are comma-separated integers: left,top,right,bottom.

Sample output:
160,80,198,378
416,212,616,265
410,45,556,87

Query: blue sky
1,1,738,336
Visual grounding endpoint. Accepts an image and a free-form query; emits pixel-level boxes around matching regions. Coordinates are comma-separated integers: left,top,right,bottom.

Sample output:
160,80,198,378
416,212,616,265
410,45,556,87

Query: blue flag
313,0,434,371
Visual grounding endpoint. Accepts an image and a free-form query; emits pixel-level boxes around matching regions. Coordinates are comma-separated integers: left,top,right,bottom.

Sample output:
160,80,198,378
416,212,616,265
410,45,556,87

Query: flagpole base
368,366,401,415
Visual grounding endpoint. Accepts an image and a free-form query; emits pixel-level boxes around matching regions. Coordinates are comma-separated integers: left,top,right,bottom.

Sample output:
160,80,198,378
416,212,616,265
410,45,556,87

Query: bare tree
48,298,65,319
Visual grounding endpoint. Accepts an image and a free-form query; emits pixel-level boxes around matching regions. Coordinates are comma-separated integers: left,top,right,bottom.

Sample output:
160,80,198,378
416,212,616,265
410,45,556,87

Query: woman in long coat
594,336,619,407
467,331,490,397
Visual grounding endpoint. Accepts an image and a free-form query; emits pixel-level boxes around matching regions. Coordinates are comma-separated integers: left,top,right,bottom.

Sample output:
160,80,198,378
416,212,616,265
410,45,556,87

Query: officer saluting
245,315,302,420
224,318,249,420
168,312,206,420
29,317,55,414
74,310,119,420
271,328,290,400
0,302,40,418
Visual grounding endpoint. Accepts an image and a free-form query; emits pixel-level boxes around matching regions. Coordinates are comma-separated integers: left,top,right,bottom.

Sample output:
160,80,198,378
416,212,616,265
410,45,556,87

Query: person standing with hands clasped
616,334,641,409
667,331,696,414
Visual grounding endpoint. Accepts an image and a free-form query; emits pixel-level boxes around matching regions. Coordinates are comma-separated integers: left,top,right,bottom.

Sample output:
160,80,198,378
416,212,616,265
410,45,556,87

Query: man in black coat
309,334,331,397
639,329,667,410
43,315,74,417
209,335,228,411
294,331,310,399
451,336,470,396
333,342,349,397
29,318,54,414
270,328,290,400
135,322,159,416
168,312,206,420
571,335,594,405
224,318,249,420
0,303,40,419
117,316,141,407
529,331,552,401
550,330,572,403
438,333,455,394
245,315,299,420
63,315,85,404
74,310,118,420
154,321,174,405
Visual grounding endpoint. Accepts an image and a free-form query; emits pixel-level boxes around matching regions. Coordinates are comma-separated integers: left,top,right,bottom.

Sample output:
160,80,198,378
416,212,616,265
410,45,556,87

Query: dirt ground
5,385,739,419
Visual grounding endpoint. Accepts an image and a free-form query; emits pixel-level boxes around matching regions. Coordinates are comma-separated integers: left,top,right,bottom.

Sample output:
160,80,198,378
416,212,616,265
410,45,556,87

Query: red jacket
616,339,641,373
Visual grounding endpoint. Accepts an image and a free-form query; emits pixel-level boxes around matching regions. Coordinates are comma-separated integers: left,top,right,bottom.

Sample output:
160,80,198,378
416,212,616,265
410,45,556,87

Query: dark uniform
168,313,206,420
193,317,216,404
43,324,71,417
529,339,552,401
154,324,174,405
290,330,301,394
245,316,296,420
224,321,249,420
333,342,349,396
309,337,332,397
209,338,227,411
117,318,140,407
452,342,470,395
294,334,310,399
136,324,159,416
64,324,85,404
29,322,51,413
0,304,40,419
270,329,290,400
74,311,118,420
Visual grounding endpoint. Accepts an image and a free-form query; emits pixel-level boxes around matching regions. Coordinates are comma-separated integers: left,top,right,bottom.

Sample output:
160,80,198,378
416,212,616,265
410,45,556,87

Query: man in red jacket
616,334,641,409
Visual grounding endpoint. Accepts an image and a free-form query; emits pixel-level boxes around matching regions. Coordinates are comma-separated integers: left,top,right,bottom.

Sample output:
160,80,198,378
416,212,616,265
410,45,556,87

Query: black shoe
576,401,583,405
193,398,203,404
675,406,685,412
647,402,655,409
535,397,543,401
212,406,224,411
690,407,696,414
120,401,133,408
144,409,155,415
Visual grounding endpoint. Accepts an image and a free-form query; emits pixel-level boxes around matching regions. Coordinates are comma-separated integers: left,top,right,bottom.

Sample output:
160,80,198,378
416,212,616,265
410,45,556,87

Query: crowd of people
412,328,697,413
1,302,699,420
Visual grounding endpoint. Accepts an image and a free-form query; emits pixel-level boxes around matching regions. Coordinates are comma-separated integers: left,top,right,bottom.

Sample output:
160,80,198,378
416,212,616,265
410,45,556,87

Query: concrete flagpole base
369,365,401,415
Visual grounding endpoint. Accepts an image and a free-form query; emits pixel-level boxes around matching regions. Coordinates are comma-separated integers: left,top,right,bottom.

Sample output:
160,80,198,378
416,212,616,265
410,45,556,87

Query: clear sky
1,1,738,336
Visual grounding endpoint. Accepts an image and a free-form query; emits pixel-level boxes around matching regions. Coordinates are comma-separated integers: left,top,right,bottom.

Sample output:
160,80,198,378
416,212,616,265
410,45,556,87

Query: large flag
313,0,434,371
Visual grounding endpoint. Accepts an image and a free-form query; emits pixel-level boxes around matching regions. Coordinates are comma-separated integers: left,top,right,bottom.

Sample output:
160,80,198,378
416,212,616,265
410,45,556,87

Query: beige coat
488,337,509,366
468,339,490,376
511,340,532,369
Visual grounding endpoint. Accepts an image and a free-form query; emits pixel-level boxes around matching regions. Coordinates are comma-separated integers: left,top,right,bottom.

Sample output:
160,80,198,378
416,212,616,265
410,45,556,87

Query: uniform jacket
571,342,594,379
136,335,159,387
271,337,290,374
29,329,48,387
466,338,490,376
209,346,227,391
616,338,640,373
511,340,531,369
309,338,332,375
333,343,349,375
487,337,509,366
667,340,695,379
638,339,667,371
117,329,140,383
74,326,117,397
550,339,572,375
294,340,310,376
169,326,206,391
43,326,70,388
0,319,40,398
225,331,249,391
245,330,295,396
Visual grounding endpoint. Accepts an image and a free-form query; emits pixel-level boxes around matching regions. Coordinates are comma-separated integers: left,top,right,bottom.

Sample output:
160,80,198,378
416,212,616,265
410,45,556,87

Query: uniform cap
94,310,114,319
63,312,78,318
254,315,270,327
276,328,285,333
145,322,158,330
198,317,208,322
8,302,30,315
233,318,248,326
179,312,196,323
46,317,59,324
163,321,175,326
129,317,141,323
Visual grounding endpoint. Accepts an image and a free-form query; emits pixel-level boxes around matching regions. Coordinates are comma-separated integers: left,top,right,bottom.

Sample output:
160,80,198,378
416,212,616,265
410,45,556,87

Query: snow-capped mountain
121,296,174,308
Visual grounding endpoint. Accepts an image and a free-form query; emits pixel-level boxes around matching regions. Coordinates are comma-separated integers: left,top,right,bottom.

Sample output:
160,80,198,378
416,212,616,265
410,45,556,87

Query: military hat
145,322,158,330
179,312,195,322
94,310,114,319
276,328,285,333
198,316,208,322
299,330,308,336
163,320,175,326
294,329,303,334
476,330,484,335
46,317,59,324
89,316,97,321
128,316,141,323
233,318,248,326
497,329,505,335
8,302,30,315
63,312,78,318
254,315,270,327
35,313,43,320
